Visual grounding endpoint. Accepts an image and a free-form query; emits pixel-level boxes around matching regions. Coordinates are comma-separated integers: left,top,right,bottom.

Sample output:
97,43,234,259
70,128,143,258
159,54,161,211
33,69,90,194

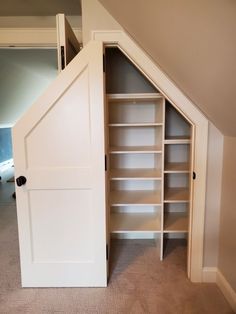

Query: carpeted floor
0,170,234,313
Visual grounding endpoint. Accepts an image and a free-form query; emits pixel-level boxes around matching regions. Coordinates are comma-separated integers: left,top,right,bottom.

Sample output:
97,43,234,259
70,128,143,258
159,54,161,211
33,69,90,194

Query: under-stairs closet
105,47,192,263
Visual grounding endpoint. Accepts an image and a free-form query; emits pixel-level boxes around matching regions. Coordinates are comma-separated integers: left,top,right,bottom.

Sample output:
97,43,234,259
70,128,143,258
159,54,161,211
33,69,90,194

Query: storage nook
105,47,192,263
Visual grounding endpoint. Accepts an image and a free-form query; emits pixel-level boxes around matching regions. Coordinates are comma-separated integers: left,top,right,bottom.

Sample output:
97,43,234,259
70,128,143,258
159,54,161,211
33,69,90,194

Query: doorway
105,47,194,278
0,48,57,203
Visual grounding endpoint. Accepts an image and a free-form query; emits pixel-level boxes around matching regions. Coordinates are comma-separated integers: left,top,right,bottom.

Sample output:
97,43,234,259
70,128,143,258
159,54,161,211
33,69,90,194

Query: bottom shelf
110,212,161,233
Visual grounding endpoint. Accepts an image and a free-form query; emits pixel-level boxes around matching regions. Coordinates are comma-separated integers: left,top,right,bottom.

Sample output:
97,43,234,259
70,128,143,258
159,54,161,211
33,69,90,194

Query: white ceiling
0,0,81,16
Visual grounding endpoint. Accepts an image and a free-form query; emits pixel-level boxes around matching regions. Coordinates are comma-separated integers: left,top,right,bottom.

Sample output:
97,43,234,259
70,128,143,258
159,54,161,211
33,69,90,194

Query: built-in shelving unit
105,47,192,262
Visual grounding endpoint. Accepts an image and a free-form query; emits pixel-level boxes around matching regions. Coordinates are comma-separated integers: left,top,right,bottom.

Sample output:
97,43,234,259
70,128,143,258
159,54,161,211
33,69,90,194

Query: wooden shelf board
164,188,189,203
165,136,191,145
109,123,163,127
107,93,163,101
110,212,161,233
109,146,162,154
164,162,190,173
165,138,191,144
164,212,188,232
110,190,161,206
110,168,162,180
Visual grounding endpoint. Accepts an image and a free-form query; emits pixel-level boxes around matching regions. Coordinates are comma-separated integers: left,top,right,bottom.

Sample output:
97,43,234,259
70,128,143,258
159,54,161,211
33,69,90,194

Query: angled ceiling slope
99,0,236,136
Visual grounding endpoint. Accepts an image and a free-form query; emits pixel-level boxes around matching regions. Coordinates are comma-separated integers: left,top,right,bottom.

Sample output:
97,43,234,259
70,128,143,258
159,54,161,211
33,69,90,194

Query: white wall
0,49,57,125
204,123,223,266
218,136,236,291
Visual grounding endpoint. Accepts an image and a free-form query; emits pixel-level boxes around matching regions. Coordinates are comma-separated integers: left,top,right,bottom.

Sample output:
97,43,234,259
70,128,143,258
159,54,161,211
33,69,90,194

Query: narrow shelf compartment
110,212,161,233
109,145,162,154
164,188,189,203
164,212,188,232
110,168,162,180
110,190,161,206
164,162,190,173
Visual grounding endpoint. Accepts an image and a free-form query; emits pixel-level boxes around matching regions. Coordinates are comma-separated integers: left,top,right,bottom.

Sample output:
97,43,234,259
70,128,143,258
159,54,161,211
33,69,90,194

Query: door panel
56,14,81,72
13,41,107,287
29,190,93,262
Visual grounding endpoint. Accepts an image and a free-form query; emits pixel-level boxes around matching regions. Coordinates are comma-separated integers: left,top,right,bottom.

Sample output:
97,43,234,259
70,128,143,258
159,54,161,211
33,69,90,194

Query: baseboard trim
202,267,217,283
202,267,236,311
216,270,236,312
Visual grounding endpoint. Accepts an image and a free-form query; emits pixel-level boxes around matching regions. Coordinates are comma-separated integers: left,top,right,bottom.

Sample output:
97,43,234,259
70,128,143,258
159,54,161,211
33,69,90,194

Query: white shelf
110,168,162,180
110,190,161,206
109,123,163,127
110,212,161,233
107,93,163,101
164,212,188,232
164,162,190,173
164,188,189,203
165,136,191,144
109,145,162,154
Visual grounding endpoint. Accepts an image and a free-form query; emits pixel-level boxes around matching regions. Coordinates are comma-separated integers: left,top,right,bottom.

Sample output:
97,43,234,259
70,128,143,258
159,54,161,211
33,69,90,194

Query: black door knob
16,176,27,187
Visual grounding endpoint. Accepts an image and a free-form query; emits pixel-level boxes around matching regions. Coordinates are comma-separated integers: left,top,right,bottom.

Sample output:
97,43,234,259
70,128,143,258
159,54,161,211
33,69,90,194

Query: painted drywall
98,0,236,137
0,16,82,28
0,128,12,163
218,136,236,291
0,49,57,125
204,123,223,266
0,0,81,16
81,0,121,45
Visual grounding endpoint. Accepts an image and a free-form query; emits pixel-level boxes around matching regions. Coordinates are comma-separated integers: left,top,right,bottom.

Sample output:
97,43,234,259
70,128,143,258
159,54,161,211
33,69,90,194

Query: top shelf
107,93,163,102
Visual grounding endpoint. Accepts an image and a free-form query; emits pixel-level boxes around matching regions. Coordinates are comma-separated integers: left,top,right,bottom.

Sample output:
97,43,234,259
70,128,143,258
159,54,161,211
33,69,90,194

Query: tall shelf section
105,47,193,262
108,93,165,246
163,102,192,253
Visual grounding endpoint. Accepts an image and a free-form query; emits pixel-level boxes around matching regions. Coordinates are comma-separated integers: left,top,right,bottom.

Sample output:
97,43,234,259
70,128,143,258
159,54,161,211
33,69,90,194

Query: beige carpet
0,201,233,313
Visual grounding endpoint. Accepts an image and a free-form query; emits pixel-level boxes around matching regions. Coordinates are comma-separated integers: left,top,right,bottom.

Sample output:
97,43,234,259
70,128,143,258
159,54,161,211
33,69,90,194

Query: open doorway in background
0,48,57,203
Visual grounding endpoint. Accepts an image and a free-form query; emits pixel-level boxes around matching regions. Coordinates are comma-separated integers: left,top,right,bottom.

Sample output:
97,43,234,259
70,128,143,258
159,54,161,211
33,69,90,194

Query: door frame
92,30,208,282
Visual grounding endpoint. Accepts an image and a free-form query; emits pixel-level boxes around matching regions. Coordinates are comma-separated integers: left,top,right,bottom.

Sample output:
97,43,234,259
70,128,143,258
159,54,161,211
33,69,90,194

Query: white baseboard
202,267,236,312
216,270,236,312
202,267,217,283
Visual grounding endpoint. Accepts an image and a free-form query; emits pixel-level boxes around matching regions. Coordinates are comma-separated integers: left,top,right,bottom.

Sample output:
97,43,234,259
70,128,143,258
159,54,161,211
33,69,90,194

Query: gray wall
0,49,57,125
0,128,12,163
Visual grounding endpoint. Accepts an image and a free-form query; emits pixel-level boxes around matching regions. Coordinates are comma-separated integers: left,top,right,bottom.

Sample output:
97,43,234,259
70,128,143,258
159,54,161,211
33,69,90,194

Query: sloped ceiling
99,0,236,136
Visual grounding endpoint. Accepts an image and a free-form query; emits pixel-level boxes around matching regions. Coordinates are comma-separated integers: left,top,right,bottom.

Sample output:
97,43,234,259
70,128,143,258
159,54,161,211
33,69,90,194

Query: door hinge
106,244,109,260
193,171,196,180
103,54,106,73
105,154,107,171
61,46,65,70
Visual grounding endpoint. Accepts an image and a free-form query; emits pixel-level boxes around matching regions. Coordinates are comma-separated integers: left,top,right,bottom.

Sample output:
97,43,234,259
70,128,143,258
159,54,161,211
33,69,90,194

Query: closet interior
105,47,192,262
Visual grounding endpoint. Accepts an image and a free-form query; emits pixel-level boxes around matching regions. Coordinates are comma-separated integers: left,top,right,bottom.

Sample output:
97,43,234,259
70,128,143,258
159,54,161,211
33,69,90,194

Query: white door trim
92,30,208,282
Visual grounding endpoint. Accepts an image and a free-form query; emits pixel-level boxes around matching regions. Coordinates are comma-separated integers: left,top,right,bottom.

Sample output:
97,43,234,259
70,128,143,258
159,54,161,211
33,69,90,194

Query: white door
12,40,107,287
56,13,81,72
